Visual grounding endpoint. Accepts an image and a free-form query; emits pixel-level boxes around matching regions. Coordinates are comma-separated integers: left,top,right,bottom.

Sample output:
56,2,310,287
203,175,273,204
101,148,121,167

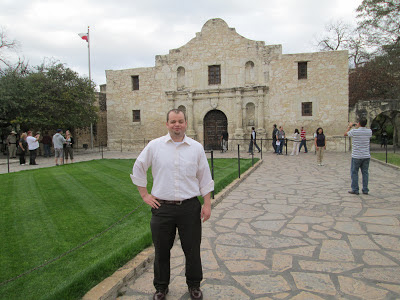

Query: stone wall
106,18,349,151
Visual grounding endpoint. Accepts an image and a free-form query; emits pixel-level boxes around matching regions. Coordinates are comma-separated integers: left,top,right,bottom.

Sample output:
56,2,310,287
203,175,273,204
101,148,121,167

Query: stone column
166,92,175,110
234,89,244,138
257,87,266,133
186,92,196,139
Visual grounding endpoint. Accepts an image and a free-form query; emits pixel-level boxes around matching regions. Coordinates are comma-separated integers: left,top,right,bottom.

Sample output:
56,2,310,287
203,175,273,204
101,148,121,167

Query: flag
78,33,88,42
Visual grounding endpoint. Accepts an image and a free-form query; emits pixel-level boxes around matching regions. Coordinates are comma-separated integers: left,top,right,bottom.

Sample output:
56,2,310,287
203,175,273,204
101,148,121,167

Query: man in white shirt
131,109,214,300
26,131,40,165
345,118,372,195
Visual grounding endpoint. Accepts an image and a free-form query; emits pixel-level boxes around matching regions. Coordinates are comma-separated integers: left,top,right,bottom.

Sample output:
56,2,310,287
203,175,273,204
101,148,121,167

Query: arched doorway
203,110,227,150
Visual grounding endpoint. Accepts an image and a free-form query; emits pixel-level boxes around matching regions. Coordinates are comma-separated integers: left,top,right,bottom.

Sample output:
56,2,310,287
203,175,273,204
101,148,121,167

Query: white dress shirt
131,133,214,201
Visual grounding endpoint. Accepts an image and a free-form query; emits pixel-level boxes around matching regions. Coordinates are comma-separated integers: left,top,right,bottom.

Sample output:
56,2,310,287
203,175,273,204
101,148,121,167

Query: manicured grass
0,158,257,300
371,152,400,167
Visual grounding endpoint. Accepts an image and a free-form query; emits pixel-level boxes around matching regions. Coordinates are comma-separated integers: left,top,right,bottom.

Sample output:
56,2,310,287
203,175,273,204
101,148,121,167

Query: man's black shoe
189,287,203,300
362,191,368,195
153,288,168,300
348,190,359,195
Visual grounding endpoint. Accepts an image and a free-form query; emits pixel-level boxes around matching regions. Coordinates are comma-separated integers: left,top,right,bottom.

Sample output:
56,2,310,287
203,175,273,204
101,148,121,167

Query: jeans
278,139,284,154
299,140,308,152
29,149,37,165
351,158,370,193
272,139,277,152
248,140,261,153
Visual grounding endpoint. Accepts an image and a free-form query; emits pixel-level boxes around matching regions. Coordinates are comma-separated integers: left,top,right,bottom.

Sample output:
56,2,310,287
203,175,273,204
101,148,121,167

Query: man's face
166,111,187,139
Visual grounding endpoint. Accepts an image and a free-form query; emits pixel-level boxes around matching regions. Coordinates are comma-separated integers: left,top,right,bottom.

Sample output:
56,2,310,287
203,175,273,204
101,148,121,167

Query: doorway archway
203,110,227,150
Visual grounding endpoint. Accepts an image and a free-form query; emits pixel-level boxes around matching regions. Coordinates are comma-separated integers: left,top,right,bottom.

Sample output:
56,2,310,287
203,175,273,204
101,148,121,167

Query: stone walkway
118,151,400,300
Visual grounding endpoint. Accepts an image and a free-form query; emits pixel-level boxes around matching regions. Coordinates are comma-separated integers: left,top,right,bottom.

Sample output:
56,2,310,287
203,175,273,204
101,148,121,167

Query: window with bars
208,65,221,85
298,62,307,80
131,76,139,90
302,102,312,116
132,110,141,122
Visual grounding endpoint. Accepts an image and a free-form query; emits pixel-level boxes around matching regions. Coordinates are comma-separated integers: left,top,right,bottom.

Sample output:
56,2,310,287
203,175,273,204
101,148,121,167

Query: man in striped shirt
344,118,372,195
299,127,308,153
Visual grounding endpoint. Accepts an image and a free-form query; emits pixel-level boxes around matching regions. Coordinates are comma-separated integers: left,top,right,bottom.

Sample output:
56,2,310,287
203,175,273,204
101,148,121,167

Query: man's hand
143,194,160,209
201,203,211,222
137,186,160,209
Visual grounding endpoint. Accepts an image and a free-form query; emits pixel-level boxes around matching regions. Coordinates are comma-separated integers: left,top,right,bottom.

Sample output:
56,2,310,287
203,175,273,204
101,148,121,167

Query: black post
211,150,214,199
237,144,241,178
260,138,263,160
386,142,388,163
285,138,288,155
345,136,346,153
101,142,104,159
7,147,10,173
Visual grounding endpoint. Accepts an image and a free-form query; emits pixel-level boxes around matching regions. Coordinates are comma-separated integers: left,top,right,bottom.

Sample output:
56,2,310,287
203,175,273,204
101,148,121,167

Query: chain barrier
0,201,145,287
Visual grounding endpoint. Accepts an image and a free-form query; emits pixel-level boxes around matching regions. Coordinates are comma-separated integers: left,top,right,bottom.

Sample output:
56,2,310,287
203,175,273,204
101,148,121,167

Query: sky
1,0,361,88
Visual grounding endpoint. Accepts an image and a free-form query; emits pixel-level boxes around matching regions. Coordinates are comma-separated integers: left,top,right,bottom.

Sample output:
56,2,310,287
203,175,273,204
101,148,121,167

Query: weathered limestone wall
106,18,349,151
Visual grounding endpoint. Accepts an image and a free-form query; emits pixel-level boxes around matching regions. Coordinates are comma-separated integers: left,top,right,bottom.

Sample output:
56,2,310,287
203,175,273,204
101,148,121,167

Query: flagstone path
118,151,400,300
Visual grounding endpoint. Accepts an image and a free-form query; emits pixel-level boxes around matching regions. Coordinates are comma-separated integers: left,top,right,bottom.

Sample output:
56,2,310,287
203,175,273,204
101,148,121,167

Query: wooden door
204,110,227,150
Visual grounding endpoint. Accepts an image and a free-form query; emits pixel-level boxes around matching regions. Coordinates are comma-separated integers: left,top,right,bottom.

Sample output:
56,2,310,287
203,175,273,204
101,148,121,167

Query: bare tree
0,28,27,75
314,20,372,68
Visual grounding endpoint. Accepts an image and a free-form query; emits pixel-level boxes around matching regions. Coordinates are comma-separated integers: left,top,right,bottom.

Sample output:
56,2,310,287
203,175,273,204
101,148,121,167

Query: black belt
157,197,197,206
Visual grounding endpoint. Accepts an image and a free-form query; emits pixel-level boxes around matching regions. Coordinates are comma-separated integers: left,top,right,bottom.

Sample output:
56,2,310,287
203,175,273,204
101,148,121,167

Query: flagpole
88,26,94,150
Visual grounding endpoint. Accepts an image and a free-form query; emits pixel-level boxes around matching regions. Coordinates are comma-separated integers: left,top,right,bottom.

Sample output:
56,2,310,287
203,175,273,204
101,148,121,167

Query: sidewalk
116,151,400,299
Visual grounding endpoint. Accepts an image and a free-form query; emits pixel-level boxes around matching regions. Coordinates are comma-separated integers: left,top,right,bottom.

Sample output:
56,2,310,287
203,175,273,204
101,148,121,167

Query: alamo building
106,18,348,151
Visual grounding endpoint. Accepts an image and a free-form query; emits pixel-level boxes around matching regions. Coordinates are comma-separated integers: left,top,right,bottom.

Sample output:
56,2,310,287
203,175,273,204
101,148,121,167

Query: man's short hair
359,118,367,127
167,109,187,122
57,129,62,133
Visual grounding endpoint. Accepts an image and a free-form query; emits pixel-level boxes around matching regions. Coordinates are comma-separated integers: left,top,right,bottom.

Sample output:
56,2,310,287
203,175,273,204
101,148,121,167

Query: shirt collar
164,132,192,145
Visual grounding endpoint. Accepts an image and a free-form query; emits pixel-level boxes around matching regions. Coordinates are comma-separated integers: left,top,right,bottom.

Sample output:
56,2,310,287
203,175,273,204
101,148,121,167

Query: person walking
221,130,228,153
299,127,308,153
345,118,372,195
315,127,326,166
6,130,17,158
53,129,66,166
64,130,74,163
17,132,28,165
248,127,261,154
290,129,300,156
272,124,278,153
26,131,40,165
130,109,214,300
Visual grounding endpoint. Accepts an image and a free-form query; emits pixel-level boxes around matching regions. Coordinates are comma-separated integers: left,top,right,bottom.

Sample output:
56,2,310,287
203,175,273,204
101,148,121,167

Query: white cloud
0,0,362,86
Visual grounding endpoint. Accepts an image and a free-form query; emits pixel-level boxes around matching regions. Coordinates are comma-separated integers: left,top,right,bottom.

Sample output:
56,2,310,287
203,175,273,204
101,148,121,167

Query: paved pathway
118,151,400,300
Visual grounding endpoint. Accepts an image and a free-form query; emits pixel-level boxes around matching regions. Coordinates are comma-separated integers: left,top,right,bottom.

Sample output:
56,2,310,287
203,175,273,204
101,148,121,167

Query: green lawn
0,158,256,300
371,152,400,167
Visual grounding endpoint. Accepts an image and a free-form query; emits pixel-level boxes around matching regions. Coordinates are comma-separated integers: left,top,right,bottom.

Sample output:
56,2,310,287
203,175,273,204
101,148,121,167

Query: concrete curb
371,157,400,171
82,159,263,300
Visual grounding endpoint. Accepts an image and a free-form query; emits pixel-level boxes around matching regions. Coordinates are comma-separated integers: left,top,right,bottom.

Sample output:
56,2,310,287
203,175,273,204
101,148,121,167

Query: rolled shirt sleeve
130,143,153,188
197,148,214,197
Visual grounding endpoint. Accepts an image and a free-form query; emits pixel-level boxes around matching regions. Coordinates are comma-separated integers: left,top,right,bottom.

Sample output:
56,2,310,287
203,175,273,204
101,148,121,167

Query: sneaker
320,163,324,166
153,288,168,300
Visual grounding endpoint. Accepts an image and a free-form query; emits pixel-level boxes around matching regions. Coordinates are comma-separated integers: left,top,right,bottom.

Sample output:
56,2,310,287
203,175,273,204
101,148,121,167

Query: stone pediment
155,18,281,65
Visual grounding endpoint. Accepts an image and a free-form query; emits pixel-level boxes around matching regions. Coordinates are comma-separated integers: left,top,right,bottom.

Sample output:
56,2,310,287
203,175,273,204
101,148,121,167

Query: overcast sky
1,0,361,88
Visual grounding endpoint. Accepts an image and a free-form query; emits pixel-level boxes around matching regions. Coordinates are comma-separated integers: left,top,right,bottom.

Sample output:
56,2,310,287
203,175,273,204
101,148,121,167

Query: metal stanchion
211,150,214,199
261,139,263,160
101,142,104,159
237,144,241,178
7,147,10,173
386,142,388,163
285,138,288,155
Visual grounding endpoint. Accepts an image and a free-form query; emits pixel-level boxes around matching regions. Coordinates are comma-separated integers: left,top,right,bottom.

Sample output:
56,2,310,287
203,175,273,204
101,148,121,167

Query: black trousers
29,149,37,165
150,197,202,291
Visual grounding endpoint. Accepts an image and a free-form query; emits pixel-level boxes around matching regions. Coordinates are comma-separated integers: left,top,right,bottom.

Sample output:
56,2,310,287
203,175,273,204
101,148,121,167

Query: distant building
106,18,348,151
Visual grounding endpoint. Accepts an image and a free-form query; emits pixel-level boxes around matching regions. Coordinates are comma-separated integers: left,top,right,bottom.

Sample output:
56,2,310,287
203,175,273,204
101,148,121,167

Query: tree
0,28,27,75
314,20,371,67
357,0,400,46
0,62,97,131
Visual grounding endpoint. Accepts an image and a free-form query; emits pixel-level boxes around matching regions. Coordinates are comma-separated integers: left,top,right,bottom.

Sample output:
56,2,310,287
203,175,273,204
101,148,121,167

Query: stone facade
106,18,349,151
